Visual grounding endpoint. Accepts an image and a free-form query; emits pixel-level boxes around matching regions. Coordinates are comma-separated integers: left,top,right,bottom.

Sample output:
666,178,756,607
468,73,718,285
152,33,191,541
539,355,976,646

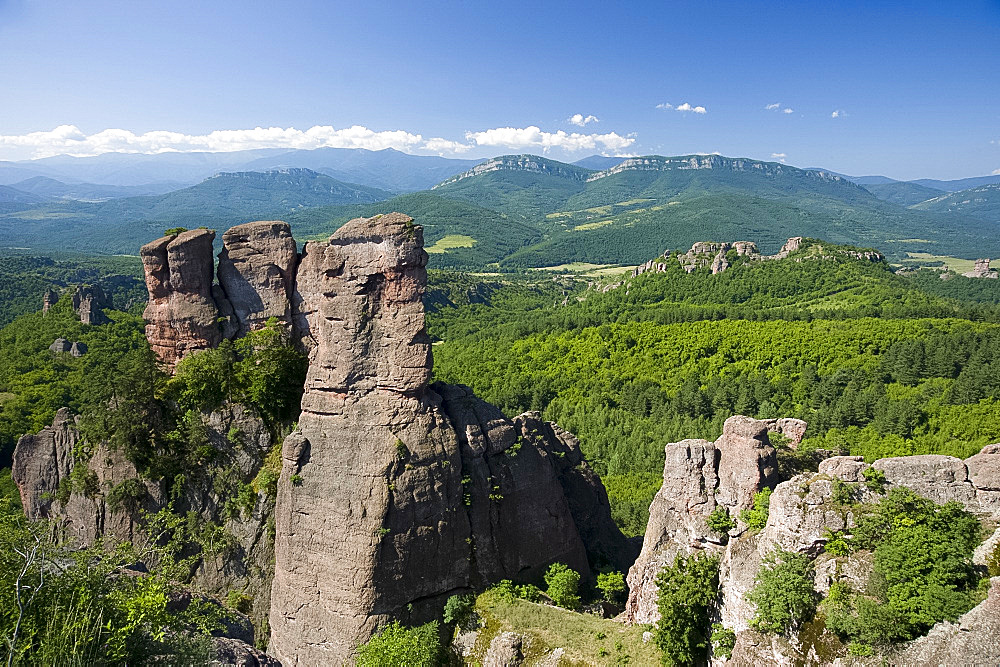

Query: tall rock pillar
269,213,630,664
140,229,222,367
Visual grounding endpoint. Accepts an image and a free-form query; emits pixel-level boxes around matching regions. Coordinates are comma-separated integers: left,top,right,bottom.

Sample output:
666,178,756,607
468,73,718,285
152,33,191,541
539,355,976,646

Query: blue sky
0,0,998,180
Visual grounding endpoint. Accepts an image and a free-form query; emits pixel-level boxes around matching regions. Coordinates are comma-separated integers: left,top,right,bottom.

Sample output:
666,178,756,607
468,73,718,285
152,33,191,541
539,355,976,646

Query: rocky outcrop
72,285,110,325
141,229,222,367
775,236,803,258
211,637,282,667
48,338,87,356
42,288,59,314
269,214,628,665
676,241,760,275
962,258,999,279
624,415,792,624
628,237,885,282
483,632,524,667
12,408,78,520
217,221,298,338
12,401,277,633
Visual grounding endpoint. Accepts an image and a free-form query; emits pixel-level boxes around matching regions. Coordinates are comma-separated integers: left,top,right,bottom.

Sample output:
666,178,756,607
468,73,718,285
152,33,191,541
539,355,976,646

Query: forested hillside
5,154,999,267
0,254,145,326
429,241,1000,535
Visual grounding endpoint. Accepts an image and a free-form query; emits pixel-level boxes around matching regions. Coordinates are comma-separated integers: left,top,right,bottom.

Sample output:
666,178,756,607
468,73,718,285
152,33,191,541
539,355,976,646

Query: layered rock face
624,415,804,623
269,214,628,665
141,229,222,367
217,221,298,337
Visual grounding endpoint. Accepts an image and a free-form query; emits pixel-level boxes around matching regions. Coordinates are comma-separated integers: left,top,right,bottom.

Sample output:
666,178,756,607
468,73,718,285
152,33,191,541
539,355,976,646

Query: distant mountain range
0,147,479,193
2,150,1000,267
0,169,392,254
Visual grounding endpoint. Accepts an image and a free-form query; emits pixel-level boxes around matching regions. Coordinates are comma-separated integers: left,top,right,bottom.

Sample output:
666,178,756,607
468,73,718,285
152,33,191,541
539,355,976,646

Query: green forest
429,241,1000,535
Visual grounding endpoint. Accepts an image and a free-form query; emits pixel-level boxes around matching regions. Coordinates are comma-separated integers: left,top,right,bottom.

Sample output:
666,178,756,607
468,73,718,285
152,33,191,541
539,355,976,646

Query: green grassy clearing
426,234,477,254
469,596,658,666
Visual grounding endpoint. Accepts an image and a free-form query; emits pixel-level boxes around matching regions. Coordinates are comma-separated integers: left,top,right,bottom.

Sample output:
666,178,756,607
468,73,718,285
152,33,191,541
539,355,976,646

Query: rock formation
72,285,110,325
269,214,629,664
625,413,1000,663
12,402,277,630
628,237,885,281
140,229,222,367
48,338,87,356
962,257,999,279
42,288,59,314
12,408,78,520
624,415,805,623
217,221,298,337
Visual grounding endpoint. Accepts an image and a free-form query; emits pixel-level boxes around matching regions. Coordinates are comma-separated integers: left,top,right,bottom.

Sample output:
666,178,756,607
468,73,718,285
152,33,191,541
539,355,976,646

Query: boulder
49,338,72,353
211,637,281,667
140,229,222,367
483,632,524,667
69,341,87,357
217,221,298,337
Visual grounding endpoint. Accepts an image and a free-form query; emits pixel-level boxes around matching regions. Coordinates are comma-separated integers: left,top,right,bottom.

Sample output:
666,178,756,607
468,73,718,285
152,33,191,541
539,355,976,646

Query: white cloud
765,102,781,110
0,123,432,158
831,110,846,118
783,108,794,114
465,126,635,153
1,123,638,159
568,113,598,127
657,102,706,114
993,168,1000,175
675,103,707,114
771,152,787,163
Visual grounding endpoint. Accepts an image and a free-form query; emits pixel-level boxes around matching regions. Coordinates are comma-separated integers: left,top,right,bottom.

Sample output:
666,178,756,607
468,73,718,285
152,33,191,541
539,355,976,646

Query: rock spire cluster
139,222,299,368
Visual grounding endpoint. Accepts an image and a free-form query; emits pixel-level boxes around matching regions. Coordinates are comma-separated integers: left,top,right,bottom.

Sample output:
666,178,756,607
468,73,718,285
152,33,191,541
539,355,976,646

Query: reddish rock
140,229,221,367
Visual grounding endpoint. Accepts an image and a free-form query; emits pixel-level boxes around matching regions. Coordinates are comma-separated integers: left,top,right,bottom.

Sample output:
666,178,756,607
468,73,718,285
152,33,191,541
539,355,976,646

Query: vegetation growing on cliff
0,491,232,664
654,553,720,666
822,487,984,652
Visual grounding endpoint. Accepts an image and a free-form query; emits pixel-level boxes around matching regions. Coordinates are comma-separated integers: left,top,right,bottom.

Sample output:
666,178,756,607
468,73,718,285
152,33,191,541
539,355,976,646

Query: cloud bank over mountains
0,123,636,160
